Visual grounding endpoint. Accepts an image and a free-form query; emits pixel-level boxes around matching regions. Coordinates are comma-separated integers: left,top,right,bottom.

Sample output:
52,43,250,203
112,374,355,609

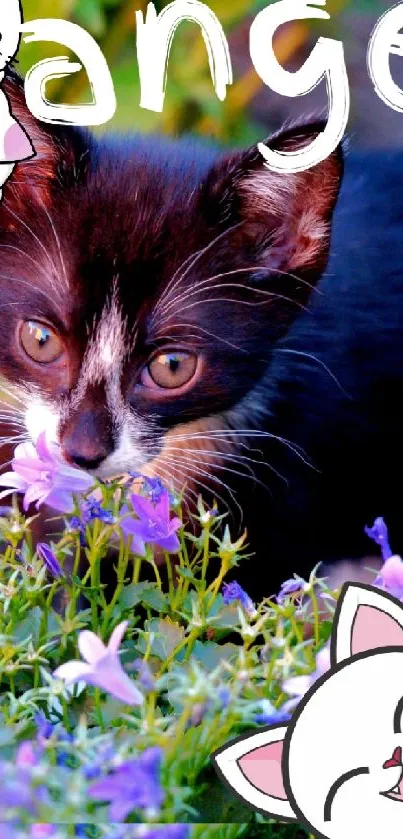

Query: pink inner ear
238,740,287,800
4,123,34,162
351,605,403,655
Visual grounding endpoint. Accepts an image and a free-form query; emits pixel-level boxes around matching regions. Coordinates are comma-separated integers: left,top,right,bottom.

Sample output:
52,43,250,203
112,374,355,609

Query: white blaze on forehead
76,292,128,398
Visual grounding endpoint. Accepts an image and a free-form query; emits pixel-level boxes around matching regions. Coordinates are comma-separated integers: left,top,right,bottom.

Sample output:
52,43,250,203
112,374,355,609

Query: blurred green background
17,0,403,148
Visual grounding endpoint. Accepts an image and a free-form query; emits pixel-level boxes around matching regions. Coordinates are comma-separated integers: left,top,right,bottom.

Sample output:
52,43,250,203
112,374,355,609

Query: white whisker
277,348,352,399
152,222,244,319
3,206,60,287
40,202,69,292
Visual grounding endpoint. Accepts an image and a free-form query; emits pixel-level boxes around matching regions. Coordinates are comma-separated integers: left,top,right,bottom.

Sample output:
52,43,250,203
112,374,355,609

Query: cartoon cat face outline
213,582,403,839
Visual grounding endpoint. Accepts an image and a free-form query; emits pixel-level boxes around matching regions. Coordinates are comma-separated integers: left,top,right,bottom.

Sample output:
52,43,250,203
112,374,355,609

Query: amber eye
20,320,63,364
145,351,198,390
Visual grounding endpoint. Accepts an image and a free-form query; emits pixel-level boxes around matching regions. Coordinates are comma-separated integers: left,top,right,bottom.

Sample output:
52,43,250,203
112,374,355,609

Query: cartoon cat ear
332,583,403,666
212,726,296,820
1,70,86,208
0,91,34,165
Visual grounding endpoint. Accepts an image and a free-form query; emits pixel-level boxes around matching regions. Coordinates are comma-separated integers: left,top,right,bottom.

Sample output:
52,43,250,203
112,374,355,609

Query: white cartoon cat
0,0,34,196
213,583,403,839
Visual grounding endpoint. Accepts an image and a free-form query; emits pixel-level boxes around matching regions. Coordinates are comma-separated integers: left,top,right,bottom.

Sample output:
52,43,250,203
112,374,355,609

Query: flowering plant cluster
0,433,396,837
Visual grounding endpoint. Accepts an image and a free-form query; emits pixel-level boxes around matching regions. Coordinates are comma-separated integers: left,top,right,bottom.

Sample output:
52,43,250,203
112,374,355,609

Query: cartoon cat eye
324,766,369,822
393,695,403,733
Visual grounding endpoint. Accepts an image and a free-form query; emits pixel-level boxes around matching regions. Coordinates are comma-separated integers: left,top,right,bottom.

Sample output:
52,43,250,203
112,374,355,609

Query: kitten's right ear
332,583,403,666
212,726,296,820
1,71,82,207
200,122,343,333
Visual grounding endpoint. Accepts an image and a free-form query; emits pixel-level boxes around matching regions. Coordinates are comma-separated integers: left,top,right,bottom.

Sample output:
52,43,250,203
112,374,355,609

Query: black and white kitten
1,72,400,596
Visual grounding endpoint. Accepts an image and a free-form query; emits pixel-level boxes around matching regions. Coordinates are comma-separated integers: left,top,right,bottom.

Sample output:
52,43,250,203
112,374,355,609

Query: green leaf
137,618,185,659
192,640,239,670
119,582,169,613
13,607,43,646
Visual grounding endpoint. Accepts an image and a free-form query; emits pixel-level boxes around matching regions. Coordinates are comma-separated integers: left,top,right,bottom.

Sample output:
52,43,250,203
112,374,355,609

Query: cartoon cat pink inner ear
351,605,403,656
238,740,287,800
3,123,34,162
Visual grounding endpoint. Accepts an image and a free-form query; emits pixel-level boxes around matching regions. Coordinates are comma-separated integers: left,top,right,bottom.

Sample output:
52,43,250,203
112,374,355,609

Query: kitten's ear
212,726,296,820
201,121,343,326
332,583,403,666
1,71,81,207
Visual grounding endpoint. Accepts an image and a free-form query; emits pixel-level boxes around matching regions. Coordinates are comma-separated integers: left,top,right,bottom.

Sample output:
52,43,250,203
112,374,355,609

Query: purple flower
129,473,166,503
37,543,63,579
255,711,291,726
132,658,156,693
83,765,102,781
0,744,49,818
83,746,114,781
88,747,164,821
69,516,87,547
0,432,93,513
365,516,392,560
121,490,181,556
81,499,114,525
54,621,143,706
277,577,308,603
374,554,403,600
222,581,256,616
217,687,231,708
31,827,57,838
35,712,54,741
143,476,166,503
16,741,40,767
282,644,331,712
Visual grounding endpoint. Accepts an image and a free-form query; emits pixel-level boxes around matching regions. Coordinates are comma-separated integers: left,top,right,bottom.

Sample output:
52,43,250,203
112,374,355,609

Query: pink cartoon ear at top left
0,0,35,190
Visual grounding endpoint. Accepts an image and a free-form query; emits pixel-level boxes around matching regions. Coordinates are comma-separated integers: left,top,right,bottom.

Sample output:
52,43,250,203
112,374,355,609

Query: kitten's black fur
0,73,401,597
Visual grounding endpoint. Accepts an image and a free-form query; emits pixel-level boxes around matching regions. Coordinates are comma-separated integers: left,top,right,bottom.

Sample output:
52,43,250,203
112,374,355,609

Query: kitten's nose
61,409,114,471
66,451,108,470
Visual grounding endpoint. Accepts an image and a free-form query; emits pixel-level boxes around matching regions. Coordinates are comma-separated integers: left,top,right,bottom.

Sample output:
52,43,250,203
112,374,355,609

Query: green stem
94,688,105,732
201,527,210,586
101,537,130,635
310,585,320,649
132,556,142,585
206,558,229,610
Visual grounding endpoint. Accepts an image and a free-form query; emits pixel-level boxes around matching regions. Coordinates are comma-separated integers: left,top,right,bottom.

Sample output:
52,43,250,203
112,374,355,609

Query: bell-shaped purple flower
121,489,181,555
88,747,164,821
0,432,93,513
365,516,393,560
374,554,403,601
37,543,63,579
54,621,143,706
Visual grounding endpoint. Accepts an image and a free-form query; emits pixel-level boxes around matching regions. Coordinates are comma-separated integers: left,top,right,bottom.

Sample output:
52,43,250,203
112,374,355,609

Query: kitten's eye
144,351,198,390
20,321,63,364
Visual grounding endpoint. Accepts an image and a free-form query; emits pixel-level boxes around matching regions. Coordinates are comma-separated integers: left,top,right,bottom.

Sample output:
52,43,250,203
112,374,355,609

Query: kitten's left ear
201,122,343,326
332,583,403,666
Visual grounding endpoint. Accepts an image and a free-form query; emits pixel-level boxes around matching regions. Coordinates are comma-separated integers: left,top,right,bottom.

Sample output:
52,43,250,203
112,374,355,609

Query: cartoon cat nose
61,410,114,471
383,747,402,769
